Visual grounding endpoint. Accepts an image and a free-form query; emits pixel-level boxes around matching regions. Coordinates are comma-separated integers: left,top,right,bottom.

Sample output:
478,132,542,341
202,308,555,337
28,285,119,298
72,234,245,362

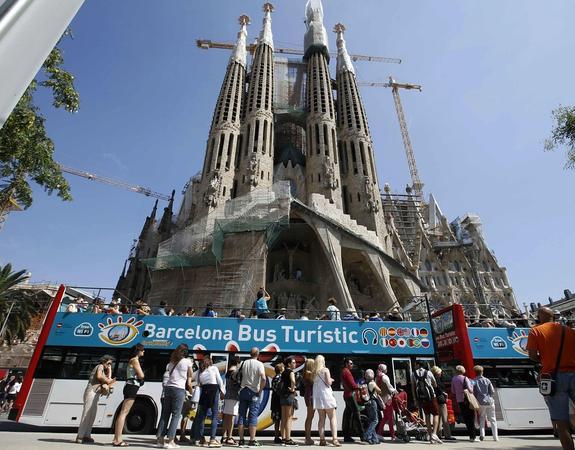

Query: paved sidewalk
0,433,562,450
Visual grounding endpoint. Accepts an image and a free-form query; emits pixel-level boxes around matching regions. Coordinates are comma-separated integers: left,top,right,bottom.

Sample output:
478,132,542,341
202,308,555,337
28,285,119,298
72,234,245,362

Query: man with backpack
411,360,442,444
235,347,266,447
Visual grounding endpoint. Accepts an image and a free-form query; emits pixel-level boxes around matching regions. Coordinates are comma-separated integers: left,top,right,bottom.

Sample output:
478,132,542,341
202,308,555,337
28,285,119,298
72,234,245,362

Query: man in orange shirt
527,307,575,450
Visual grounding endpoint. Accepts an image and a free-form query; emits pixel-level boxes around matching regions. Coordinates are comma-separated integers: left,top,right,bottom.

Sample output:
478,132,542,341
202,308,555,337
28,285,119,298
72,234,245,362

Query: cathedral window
253,120,260,153
332,129,338,164
368,146,376,181
245,124,251,156
323,124,329,156
318,173,321,183
204,137,216,175
223,186,226,197
261,170,264,180
357,192,361,202
350,141,358,174
235,135,243,167
262,120,268,154
216,133,226,170
231,180,237,199
225,134,235,170
315,123,320,154
359,141,368,176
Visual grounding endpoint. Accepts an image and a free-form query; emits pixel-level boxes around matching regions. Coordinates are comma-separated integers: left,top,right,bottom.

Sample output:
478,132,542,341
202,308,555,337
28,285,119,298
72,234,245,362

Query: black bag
539,325,566,396
231,361,244,388
415,369,434,402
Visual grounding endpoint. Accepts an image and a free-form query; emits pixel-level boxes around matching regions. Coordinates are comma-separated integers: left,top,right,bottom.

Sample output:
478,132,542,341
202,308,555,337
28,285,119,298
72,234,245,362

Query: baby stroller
392,392,428,442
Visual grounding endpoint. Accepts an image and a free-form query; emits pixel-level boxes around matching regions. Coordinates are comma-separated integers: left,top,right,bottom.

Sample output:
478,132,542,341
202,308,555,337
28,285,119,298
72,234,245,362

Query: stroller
392,392,428,442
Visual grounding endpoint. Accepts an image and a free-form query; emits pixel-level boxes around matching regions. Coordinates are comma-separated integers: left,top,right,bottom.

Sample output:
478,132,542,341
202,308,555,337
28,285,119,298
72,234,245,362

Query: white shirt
327,305,341,320
165,358,194,390
377,372,397,404
199,365,225,394
8,381,21,395
240,358,265,393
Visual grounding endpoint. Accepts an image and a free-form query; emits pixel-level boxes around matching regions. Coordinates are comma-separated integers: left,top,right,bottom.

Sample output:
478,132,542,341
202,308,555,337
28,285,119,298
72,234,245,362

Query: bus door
391,358,412,392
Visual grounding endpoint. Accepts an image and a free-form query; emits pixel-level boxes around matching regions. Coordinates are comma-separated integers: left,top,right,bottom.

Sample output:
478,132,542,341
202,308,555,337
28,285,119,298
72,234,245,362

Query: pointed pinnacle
333,23,346,34
238,14,250,27
263,2,274,13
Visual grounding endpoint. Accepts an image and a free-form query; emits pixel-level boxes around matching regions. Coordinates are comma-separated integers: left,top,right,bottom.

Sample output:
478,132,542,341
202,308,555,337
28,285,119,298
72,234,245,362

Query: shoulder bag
539,325,566,396
463,377,480,411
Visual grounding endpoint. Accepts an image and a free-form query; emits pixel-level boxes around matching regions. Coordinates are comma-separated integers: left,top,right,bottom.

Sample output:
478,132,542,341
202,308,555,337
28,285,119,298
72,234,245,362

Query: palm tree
0,263,33,345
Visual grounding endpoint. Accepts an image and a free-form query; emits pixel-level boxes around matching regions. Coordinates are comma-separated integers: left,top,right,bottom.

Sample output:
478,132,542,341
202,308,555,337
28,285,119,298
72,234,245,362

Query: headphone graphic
362,328,378,345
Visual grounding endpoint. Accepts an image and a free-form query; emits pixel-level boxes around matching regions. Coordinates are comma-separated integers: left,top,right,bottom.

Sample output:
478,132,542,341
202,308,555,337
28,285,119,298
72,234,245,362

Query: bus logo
98,317,143,346
74,322,94,337
508,330,529,356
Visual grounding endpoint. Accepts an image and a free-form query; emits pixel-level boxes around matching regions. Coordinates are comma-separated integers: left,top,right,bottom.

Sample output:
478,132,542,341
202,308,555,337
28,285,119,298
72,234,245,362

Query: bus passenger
202,303,218,317
341,358,361,442
157,344,193,449
194,356,225,447
302,358,316,445
313,355,339,446
113,344,145,447
237,347,266,447
430,365,455,441
451,365,476,442
320,298,341,321
271,363,285,444
376,364,397,441
473,365,498,441
254,288,272,319
76,355,116,444
221,356,241,446
280,356,298,446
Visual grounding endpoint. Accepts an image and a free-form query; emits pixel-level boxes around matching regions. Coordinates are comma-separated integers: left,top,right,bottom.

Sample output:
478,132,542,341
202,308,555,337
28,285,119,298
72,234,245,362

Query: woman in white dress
313,355,340,446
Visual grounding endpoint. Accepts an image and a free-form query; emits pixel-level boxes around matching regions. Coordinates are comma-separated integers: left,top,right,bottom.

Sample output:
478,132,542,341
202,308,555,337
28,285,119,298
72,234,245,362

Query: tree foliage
545,105,575,169
0,44,79,209
0,263,36,346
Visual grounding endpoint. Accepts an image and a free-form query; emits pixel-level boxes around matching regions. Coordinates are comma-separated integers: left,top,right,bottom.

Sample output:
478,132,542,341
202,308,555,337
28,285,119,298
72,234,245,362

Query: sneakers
156,437,165,448
494,437,499,442
430,434,443,445
479,436,484,441
469,438,477,442
343,438,355,443
274,437,283,445
248,441,262,447
166,443,181,449
237,440,246,448
283,440,298,447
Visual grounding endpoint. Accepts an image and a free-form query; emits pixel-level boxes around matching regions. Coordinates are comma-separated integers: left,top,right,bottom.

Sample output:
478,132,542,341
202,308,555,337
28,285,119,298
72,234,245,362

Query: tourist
0,373,13,410
184,307,196,317
313,355,339,446
229,308,245,319
1,373,22,414
302,358,316,445
527,306,575,450
451,365,476,442
236,347,266,447
113,344,145,447
430,365,454,441
65,300,78,313
202,303,218,317
92,298,103,314
368,312,383,321
361,369,381,444
387,307,404,321
412,360,442,444
134,299,151,315
320,297,341,321
276,308,287,320
280,356,298,446
76,355,116,444
376,364,397,441
106,298,121,315
341,358,361,442
342,311,361,321
157,344,194,449
221,356,241,445
193,356,225,447
473,365,498,441
271,362,285,444
300,309,310,321
187,360,204,444
157,300,168,315
254,288,272,319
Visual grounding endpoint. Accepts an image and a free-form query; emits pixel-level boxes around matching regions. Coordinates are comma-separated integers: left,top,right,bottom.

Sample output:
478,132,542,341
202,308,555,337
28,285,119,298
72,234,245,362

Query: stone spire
304,0,329,60
196,16,250,218
234,4,275,198
259,3,274,51
230,15,250,67
334,23,355,76
334,24,388,242
304,0,342,208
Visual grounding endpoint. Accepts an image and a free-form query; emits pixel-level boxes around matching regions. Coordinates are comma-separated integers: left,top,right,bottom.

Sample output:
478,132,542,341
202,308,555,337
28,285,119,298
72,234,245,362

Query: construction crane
196,39,402,64
59,164,172,201
357,77,424,199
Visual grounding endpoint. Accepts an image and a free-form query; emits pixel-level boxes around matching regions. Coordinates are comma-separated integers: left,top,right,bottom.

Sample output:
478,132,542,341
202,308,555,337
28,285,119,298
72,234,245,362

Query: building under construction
116,0,517,319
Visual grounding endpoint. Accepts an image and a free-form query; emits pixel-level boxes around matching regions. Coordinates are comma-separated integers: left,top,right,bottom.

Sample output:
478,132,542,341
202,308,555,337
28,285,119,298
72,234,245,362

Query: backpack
415,369,434,402
272,374,284,396
231,361,244,388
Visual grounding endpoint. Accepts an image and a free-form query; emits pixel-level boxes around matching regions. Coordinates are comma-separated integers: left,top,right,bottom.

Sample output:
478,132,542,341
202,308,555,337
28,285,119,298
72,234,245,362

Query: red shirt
341,367,357,399
527,322,575,374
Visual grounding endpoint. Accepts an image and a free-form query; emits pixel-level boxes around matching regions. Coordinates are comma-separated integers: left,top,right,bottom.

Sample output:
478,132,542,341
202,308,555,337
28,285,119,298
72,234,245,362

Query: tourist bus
11,285,435,433
432,304,549,430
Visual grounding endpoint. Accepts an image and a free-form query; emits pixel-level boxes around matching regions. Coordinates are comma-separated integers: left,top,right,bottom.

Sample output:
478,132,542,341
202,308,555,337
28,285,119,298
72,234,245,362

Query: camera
539,375,555,396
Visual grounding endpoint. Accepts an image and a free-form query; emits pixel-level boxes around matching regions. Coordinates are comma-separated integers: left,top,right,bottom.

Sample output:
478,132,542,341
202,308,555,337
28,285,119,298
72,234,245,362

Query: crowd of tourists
0,370,23,414
73,342,509,448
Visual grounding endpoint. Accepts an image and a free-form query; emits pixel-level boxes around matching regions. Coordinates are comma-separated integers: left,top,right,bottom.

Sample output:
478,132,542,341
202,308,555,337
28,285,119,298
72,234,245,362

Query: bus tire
124,398,156,435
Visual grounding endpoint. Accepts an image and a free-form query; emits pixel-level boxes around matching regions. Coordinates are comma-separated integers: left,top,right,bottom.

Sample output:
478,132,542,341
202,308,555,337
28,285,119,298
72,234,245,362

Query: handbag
540,325,566,396
463,382,480,411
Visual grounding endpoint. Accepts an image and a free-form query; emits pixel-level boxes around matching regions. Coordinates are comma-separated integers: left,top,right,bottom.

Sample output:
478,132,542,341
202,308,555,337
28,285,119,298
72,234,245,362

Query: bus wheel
125,399,155,434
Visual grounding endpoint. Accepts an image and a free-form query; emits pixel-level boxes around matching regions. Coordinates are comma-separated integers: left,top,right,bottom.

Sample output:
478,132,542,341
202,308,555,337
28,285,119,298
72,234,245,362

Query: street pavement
0,433,562,450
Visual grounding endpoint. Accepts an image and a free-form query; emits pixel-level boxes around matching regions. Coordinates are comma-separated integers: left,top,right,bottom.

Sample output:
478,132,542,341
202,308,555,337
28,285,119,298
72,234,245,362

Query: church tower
334,24,387,239
303,0,342,208
195,15,250,217
234,4,275,197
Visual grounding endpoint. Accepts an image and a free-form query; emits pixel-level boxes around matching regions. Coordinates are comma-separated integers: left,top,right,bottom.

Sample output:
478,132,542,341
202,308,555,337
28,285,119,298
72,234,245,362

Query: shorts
237,387,260,427
280,394,297,407
5,393,17,402
223,399,239,416
123,383,140,399
544,372,575,422
420,398,439,416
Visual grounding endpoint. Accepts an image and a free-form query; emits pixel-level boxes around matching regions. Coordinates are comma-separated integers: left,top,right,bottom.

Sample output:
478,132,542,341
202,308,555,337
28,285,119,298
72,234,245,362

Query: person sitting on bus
472,365,498,442
387,307,404,321
106,299,121,315
494,314,516,329
76,355,116,444
112,344,145,447
193,356,225,448
156,300,168,315
229,308,245,319
91,298,103,314
254,288,272,319
202,303,218,317
65,301,78,313
300,309,310,320
368,312,383,321
412,360,442,444
451,365,477,442
430,365,455,441
319,298,341,321
376,364,397,441
184,307,196,317
134,299,150,315
276,308,287,320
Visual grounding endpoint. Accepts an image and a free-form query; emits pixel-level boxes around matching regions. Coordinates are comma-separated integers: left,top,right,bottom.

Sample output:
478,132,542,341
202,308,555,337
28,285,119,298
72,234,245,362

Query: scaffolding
381,190,424,260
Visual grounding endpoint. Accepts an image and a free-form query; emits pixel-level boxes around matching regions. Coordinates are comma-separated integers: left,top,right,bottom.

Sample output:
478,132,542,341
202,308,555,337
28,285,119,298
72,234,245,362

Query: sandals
319,440,327,447
223,437,237,446
208,439,222,448
113,442,130,447
331,440,341,447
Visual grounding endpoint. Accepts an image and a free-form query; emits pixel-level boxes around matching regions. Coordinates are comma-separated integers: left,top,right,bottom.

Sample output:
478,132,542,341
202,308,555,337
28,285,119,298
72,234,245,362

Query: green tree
545,105,575,169
0,41,79,210
0,263,35,345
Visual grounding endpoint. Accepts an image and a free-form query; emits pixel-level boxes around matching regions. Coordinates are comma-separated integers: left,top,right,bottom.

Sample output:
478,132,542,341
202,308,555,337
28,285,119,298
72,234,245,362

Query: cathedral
116,0,518,320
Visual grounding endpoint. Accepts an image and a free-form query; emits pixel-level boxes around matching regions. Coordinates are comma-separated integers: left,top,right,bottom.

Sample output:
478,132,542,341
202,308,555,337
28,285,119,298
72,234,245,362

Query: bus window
483,367,538,388
415,357,435,370
61,349,109,380
36,348,65,378
391,358,412,391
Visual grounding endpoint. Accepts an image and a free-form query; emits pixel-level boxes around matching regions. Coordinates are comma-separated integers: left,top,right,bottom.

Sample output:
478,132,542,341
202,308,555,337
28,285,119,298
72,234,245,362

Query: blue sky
1,0,574,307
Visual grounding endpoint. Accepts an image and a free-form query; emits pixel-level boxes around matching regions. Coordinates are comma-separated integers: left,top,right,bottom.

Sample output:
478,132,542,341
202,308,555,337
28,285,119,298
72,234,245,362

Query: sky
1,0,574,307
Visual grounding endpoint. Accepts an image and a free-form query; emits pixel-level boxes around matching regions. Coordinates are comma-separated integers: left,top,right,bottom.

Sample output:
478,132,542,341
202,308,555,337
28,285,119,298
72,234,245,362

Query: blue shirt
255,298,269,314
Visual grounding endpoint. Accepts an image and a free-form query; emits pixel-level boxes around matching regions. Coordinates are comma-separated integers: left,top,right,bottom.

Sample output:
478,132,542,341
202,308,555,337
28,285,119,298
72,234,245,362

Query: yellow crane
357,77,424,199
196,39,402,64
